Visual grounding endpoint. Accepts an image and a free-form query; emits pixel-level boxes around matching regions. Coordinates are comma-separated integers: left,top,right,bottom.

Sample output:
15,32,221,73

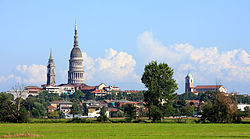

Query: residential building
104,86,120,92
237,104,250,111
96,83,107,90
50,100,66,108
91,89,107,97
47,105,57,113
58,101,72,114
123,90,142,94
25,86,43,96
44,85,61,95
78,84,96,92
58,84,75,95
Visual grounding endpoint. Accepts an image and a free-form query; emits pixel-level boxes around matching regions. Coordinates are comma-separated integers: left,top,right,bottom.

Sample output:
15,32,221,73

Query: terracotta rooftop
48,105,57,109
195,85,223,89
92,89,107,93
25,86,43,89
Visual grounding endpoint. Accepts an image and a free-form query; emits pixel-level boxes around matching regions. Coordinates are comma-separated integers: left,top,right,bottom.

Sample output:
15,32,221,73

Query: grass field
0,123,249,138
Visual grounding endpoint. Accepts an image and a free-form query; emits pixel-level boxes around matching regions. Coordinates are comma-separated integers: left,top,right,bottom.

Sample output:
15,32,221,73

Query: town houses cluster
6,19,245,118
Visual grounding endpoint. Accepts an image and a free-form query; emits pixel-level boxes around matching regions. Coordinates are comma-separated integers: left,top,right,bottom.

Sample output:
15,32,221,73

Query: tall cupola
68,18,85,85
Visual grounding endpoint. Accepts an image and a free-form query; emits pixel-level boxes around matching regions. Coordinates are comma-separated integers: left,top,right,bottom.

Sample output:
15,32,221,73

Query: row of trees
1,60,249,123
141,61,249,123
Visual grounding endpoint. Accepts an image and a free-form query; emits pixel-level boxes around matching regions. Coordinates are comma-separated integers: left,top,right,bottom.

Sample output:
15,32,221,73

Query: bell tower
47,49,55,86
185,73,194,93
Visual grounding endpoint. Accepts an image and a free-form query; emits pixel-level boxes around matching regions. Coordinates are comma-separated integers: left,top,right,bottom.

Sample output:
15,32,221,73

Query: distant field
0,123,249,138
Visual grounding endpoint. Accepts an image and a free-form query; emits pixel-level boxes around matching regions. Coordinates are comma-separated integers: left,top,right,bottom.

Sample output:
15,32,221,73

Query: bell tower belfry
185,73,194,93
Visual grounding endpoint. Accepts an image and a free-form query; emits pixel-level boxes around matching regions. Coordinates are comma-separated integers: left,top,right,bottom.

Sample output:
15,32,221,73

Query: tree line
0,60,249,123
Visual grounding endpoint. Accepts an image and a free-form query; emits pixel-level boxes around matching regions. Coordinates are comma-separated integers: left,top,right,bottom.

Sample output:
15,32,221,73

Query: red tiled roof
79,84,96,90
50,100,65,104
185,100,200,103
105,100,111,103
48,105,56,109
92,89,107,93
123,90,142,93
107,108,118,112
58,84,75,87
25,86,43,90
195,85,223,89
193,91,199,94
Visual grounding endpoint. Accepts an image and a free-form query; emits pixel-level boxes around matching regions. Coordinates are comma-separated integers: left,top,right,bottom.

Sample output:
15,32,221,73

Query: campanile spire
47,49,55,86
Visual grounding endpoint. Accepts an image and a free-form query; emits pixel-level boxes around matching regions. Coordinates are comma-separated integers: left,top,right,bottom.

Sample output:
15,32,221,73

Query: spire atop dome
75,17,77,31
49,48,53,60
74,18,78,48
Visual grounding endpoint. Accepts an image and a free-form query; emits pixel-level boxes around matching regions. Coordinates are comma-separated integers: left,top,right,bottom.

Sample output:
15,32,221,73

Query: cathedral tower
185,73,194,93
47,49,55,86
68,18,84,85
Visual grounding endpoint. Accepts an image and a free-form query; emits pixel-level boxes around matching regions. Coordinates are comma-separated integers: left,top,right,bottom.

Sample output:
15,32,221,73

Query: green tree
48,111,59,119
100,106,106,117
97,106,109,122
71,90,85,102
201,91,240,123
71,102,81,118
181,104,194,116
0,93,28,123
141,61,178,122
85,91,95,100
123,104,136,122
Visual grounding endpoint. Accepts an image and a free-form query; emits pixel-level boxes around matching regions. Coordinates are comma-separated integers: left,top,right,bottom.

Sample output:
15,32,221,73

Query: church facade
185,73,227,94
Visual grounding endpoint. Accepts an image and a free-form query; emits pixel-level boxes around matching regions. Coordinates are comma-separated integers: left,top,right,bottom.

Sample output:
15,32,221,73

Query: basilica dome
70,47,82,58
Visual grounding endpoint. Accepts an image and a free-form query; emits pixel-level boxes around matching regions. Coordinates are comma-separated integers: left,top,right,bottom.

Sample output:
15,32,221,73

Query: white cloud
137,31,250,92
16,64,47,84
0,74,15,83
83,48,140,84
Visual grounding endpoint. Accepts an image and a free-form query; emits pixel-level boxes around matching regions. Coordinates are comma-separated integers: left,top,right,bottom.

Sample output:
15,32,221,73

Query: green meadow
0,123,249,138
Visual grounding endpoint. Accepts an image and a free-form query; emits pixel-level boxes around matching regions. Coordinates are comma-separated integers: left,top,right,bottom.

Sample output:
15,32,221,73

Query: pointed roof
49,48,53,60
74,17,78,48
186,72,193,78
70,18,82,58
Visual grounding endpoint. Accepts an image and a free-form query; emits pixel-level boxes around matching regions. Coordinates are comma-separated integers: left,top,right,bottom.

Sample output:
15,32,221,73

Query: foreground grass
0,123,249,138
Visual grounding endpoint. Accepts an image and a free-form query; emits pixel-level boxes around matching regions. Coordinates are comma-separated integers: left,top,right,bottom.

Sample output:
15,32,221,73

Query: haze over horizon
0,1,249,94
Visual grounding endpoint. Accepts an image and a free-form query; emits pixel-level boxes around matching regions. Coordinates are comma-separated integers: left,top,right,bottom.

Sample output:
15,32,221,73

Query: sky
0,0,249,94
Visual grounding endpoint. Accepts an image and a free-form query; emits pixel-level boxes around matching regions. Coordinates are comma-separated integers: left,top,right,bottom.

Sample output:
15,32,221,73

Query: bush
67,118,92,123
97,116,110,123
201,92,241,123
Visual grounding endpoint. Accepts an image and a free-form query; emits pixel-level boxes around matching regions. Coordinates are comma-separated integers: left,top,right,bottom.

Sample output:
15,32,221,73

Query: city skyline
0,1,249,94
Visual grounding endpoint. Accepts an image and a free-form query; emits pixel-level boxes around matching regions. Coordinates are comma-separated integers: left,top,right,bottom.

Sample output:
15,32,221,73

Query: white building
237,104,250,111
44,85,61,95
104,86,120,92
58,84,75,95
